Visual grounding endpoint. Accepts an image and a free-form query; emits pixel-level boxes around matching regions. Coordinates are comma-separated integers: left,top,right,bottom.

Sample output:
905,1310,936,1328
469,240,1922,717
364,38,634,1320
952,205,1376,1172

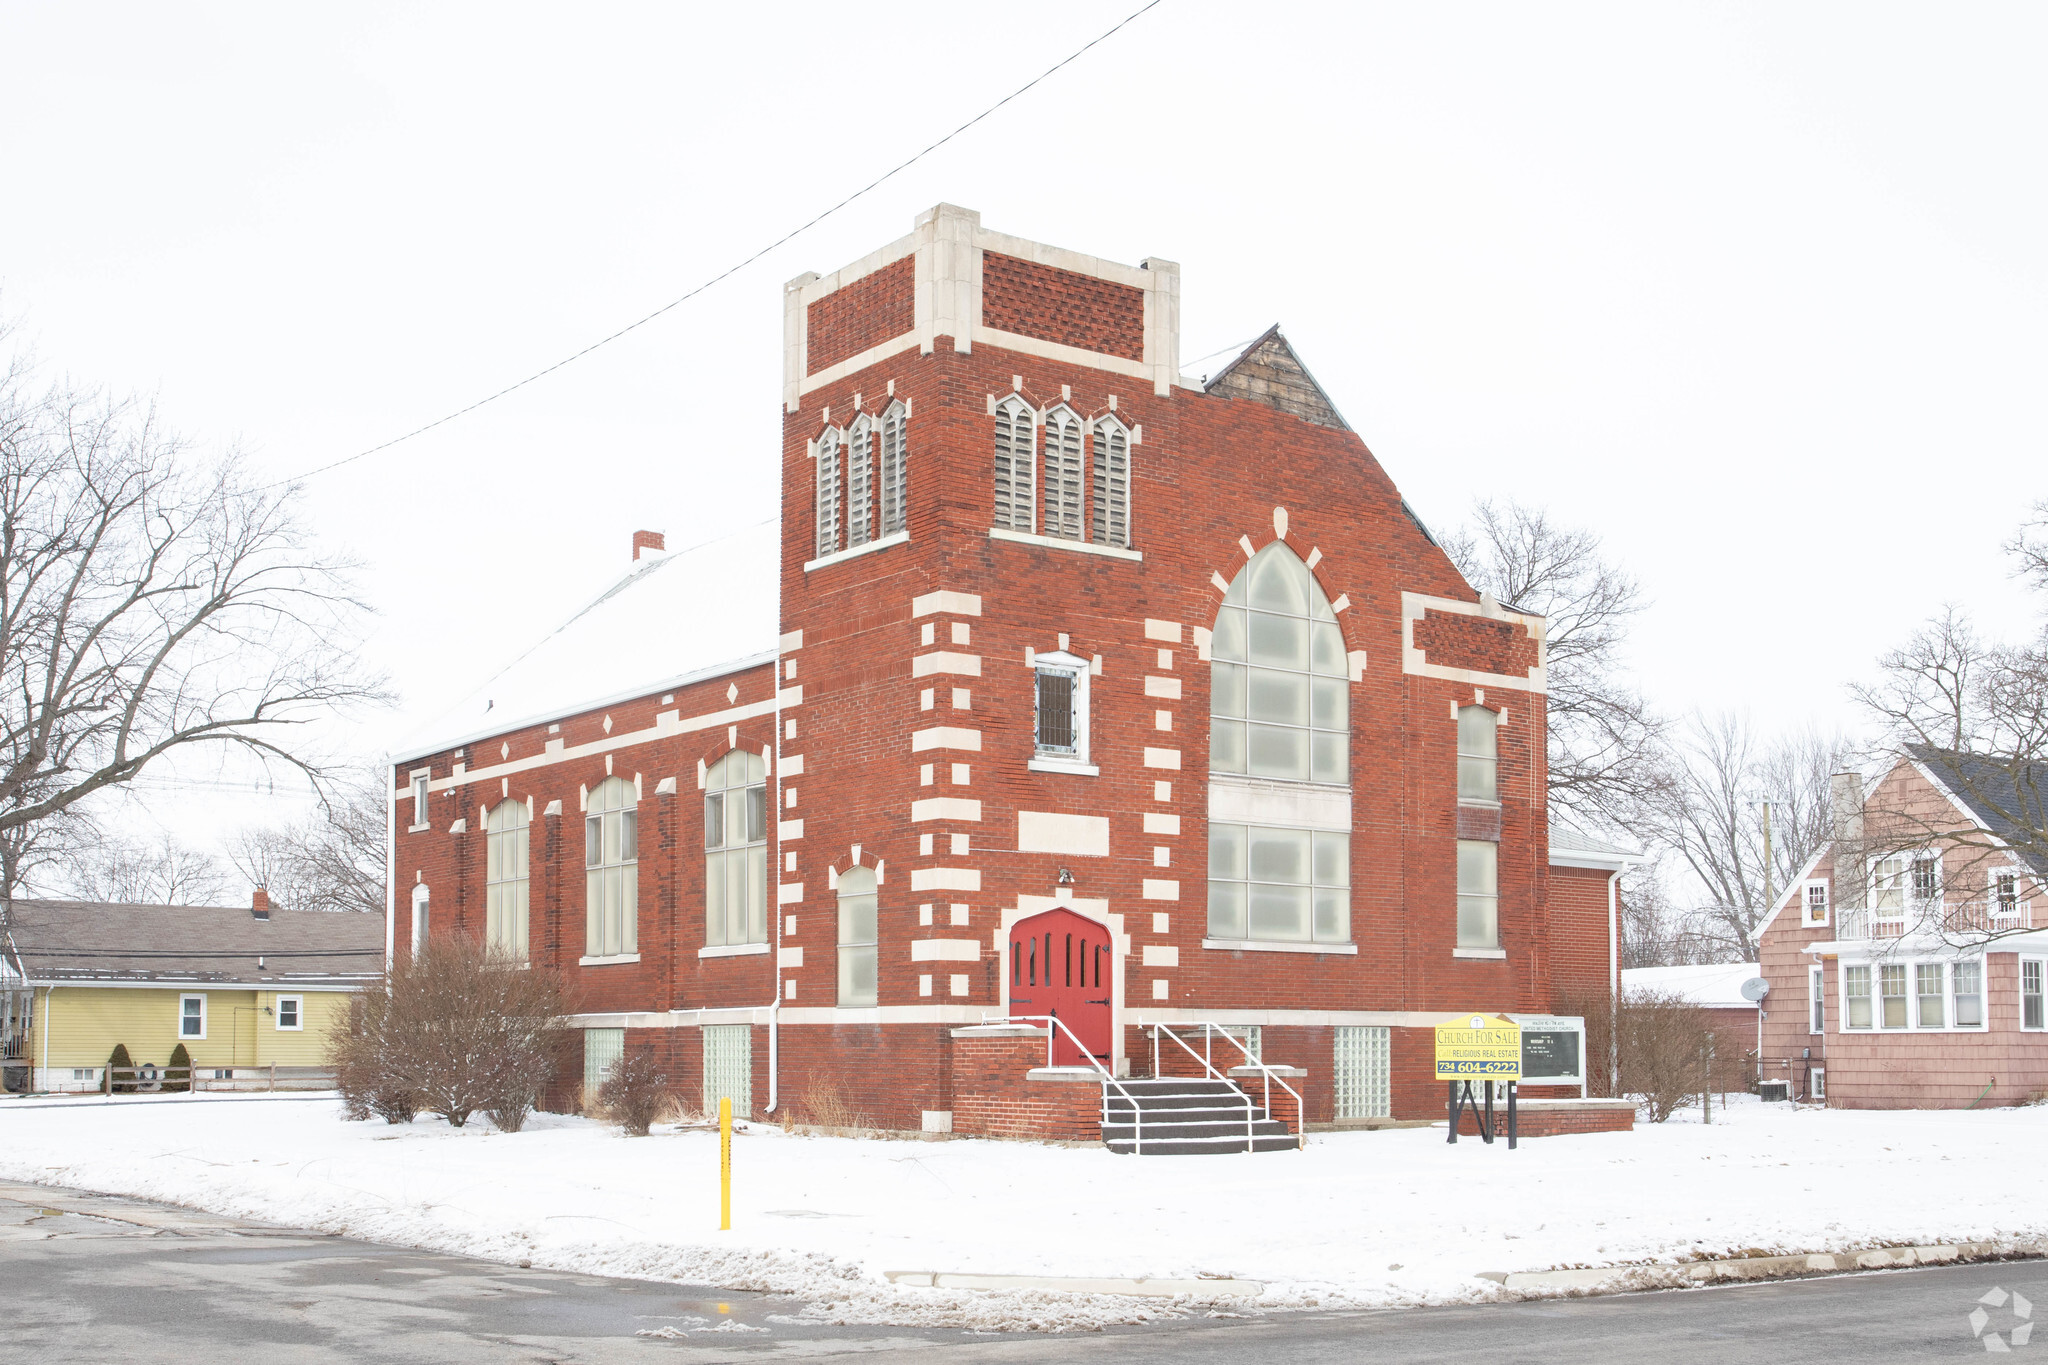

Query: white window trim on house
805,527,908,573
409,769,431,832
1838,955,1987,1032
410,883,430,954
1030,649,1093,773
2022,957,2046,1031
1802,879,1830,928
179,993,207,1040
275,994,303,1031
1809,965,1825,1033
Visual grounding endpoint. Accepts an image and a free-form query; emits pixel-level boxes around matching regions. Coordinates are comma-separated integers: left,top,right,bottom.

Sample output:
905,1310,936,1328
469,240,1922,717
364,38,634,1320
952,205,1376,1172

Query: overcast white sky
2,2,2043,860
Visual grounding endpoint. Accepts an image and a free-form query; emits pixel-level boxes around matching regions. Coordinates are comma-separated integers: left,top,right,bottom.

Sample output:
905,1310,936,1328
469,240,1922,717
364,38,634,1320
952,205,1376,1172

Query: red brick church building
390,204,1633,1140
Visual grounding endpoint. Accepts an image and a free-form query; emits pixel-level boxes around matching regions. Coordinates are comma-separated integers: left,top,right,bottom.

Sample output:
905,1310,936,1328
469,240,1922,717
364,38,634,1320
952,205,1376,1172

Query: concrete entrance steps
1099,1077,1296,1154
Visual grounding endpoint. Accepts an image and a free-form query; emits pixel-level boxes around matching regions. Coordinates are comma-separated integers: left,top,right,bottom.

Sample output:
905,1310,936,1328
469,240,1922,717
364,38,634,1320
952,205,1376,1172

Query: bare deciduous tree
1852,606,2048,911
1442,499,1664,831
225,768,386,915
64,832,230,906
0,339,383,849
1646,712,1850,961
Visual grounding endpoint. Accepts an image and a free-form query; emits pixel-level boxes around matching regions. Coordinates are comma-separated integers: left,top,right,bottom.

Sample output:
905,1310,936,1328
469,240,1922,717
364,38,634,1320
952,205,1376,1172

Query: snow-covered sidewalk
2,1094,2043,1331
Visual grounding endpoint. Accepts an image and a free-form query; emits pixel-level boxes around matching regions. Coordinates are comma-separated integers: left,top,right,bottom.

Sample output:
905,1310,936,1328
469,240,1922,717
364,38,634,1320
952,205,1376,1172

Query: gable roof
1200,324,1352,431
393,519,781,762
1620,962,1761,1009
1905,745,2048,877
0,899,384,987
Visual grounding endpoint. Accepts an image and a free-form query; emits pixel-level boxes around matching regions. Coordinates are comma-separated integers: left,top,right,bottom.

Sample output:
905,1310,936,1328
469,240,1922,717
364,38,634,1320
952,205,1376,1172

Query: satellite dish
1740,977,1770,1002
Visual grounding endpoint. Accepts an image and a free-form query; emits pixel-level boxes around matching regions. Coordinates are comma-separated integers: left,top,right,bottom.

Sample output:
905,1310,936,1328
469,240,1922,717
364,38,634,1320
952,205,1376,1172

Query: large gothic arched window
485,798,529,962
1208,542,1352,946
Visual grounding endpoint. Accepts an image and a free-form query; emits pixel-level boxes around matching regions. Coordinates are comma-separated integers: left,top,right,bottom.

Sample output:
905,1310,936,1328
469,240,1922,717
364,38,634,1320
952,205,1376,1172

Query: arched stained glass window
705,750,768,947
485,798,529,962
1210,543,1348,784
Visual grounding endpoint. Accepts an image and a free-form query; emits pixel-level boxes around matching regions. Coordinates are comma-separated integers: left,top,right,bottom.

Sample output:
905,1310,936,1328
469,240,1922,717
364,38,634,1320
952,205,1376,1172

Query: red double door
1008,908,1112,1066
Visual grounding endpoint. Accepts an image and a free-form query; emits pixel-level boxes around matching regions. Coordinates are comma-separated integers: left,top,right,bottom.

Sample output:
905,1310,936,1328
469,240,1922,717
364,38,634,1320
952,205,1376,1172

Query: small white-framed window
993,396,1036,531
1033,652,1089,766
1843,964,1872,1029
1910,853,1940,907
1878,963,1908,1028
2023,959,2045,1031
1915,963,1946,1028
179,994,206,1040
409,770,430,831
1803,880,1830,926
1870,856,1908,924
1809,965,1825,1033
1992,869,2023,919
837,865,878,1007
1953,960,1984,1028
410,883,430,954
275,995,303,1031
1457,839,1499,950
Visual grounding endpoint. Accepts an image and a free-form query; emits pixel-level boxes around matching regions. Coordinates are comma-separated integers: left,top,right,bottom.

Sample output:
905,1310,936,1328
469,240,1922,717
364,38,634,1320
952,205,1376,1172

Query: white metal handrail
988,1014,1151,1155
1145,1021,1305,1151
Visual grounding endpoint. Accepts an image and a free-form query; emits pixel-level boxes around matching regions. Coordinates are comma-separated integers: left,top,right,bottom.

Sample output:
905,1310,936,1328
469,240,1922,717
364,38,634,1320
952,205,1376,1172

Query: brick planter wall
1453,1097,1635,1139
950,1026,1101,1142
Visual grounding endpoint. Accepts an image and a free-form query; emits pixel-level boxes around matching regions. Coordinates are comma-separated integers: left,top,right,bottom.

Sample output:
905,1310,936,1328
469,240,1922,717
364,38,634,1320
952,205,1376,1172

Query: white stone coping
1228,1064,1307,1079
1201,938,1359,955
1025,1067,1102,1084
950,1023,1047,1039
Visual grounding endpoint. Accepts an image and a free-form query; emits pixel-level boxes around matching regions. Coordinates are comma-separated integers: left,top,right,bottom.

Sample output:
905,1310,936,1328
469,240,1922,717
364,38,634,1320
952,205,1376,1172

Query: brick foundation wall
950,1028,1100,1141
1454,1098,1634,1138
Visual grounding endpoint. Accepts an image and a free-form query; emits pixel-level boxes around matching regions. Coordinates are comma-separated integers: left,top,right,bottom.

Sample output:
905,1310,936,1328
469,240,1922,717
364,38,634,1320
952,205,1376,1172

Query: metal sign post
1435,1014,1522,1149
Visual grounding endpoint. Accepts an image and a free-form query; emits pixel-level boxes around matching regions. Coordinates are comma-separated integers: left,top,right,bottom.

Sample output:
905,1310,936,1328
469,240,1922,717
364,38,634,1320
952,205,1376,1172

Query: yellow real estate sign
1434,1014,1522,1081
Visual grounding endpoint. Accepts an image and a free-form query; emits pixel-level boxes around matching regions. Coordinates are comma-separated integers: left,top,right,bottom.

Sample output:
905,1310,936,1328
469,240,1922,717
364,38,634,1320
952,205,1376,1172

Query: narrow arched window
845,413,874,548
485,799,529,962
837,865,878,1006
1041,405,1084,541
879,400,909,537
993,396,1035,531
1208,542,1352,946
1090,414,1130,548
814,428,841,558
705,750,768,947
585,777,638,959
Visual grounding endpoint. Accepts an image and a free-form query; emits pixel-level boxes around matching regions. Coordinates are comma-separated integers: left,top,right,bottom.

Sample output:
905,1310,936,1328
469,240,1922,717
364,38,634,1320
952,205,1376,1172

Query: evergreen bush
164,1043,192,1094
106,1043,135,1094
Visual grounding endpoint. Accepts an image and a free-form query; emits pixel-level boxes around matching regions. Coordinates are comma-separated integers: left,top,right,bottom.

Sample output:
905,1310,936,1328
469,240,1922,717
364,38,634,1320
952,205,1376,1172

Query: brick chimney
251,887,270,921
632,530,665,561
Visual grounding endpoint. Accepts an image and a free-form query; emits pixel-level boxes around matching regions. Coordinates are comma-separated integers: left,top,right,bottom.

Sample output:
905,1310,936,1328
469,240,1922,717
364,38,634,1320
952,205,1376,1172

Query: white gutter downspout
40,985,52,1094
1607,869,1622,1094
763,665,787,1115
384,754,397,970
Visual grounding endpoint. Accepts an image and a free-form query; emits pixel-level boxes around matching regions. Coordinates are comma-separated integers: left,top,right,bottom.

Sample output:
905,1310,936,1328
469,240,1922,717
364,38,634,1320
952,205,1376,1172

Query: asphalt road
4,1182,2037,1362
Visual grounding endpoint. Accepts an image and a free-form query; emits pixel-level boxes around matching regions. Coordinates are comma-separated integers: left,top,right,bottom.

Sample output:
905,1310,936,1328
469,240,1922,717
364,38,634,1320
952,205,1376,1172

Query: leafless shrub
1615,987,1713,1123
594,1050,671,1137
795,1079,870,1133
329,936,572,1129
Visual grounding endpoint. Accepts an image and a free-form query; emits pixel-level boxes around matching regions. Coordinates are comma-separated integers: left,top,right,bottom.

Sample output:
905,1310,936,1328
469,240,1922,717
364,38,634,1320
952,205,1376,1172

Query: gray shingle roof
1907,745,2048,878
0,899,383,987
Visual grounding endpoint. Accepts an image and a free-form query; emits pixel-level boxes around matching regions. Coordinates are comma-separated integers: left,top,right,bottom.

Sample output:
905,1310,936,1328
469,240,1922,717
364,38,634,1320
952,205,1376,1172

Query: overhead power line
277,0,1168,488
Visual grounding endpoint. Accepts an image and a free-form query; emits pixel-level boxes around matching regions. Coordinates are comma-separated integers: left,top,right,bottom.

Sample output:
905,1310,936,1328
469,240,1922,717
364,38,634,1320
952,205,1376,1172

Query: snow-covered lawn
3,1094,2044,1331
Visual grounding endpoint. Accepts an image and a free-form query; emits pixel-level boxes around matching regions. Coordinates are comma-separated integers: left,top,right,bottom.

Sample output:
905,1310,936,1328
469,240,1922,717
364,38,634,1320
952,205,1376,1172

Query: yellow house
1,892,383,1093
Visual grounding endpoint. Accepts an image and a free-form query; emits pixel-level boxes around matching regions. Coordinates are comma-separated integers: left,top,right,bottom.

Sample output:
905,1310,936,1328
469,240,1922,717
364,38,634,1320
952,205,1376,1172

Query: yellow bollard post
719,1096,732,1231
